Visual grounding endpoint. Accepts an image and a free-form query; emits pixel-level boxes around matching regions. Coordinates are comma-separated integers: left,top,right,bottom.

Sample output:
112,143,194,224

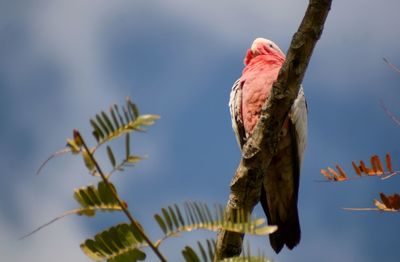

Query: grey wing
289,86,308,165
229,79,246,149
260,86,307,253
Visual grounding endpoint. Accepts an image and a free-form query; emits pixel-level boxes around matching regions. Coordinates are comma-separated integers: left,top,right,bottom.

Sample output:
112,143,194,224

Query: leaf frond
36,98,158,175
375,193,400,211
80,223,147,261
105,136,145,178
343,192,400,213
320,153,399,182
220,257,273,262
90,98,159,148
154,202,277,247
74,181,125,214
182,239,272,262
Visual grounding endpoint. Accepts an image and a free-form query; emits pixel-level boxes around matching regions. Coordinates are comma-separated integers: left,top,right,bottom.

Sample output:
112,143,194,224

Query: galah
229,38,307,253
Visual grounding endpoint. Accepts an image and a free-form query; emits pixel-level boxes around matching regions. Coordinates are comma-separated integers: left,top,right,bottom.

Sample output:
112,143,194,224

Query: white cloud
0,1,125,261
155,0,308,45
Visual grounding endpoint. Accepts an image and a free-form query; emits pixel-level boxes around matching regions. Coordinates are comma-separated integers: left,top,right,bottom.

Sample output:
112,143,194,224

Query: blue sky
1,1,400,261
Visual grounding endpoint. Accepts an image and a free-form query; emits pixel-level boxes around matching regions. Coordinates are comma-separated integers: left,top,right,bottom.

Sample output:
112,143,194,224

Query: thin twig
383,57,400,74
342,207,380,211
36,147,71,175
379,99,400,126
19,209,79,240
342,207,399,212
19,205,124,240
381,172,398,180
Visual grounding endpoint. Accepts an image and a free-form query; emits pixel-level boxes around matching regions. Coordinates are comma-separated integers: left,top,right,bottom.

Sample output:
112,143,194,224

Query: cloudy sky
1,0,400,261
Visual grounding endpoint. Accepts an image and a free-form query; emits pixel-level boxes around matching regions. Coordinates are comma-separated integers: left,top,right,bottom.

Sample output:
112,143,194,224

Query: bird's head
244,38,285,65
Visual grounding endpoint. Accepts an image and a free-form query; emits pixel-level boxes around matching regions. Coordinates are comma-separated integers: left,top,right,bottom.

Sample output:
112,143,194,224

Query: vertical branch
74,131,168,262
215,0,332,259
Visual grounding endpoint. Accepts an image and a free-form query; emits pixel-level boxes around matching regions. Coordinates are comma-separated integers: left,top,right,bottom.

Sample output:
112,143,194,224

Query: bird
229,38,307,253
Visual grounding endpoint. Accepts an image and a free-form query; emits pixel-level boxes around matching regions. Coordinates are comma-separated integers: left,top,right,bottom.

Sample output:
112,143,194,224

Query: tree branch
215,0,332,259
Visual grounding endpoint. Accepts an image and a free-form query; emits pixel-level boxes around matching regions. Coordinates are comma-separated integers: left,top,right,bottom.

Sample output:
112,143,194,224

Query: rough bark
215,0,332,259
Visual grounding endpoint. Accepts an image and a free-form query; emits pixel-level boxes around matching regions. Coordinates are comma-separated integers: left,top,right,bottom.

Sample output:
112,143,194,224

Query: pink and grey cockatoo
229,38,307,253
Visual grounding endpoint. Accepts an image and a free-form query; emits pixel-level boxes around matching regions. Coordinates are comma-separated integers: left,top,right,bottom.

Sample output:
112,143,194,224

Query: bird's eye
269,44,273,48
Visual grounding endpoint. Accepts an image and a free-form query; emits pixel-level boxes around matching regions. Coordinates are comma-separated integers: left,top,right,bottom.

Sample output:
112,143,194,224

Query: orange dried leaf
380,193,391,208
370,156,378,173
376,156,384,175
370,155,383,175
386,153,393,173
387,194,400,210
335,164,348,180
374,199,387,210
363,160,375,176
320,169,332,180
352,161,362,176
359,160,370,175
327,167,340,181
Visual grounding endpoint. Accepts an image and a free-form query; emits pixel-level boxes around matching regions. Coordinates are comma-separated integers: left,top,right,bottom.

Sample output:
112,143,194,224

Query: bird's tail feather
260,186,301,253
268,206,300,253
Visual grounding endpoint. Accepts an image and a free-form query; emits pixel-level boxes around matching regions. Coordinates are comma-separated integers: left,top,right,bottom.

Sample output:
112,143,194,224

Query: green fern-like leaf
81,223,146,261
104,135,144,178
182,239,272,262
36,98,157,176
183,239,215,262
154,202,277,247
82,148,96,173
74,181,124,216
106,146,117,168
228,241,272,262
220,257,272,262
90,97,159,146
182,245,201,262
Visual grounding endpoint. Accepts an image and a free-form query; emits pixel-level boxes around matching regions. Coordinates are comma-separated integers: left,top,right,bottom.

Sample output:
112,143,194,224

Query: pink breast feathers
240,57,282,135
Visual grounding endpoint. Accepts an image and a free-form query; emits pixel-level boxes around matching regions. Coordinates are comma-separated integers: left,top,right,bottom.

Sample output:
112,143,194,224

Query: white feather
229,79,244,148
289,86,308,164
